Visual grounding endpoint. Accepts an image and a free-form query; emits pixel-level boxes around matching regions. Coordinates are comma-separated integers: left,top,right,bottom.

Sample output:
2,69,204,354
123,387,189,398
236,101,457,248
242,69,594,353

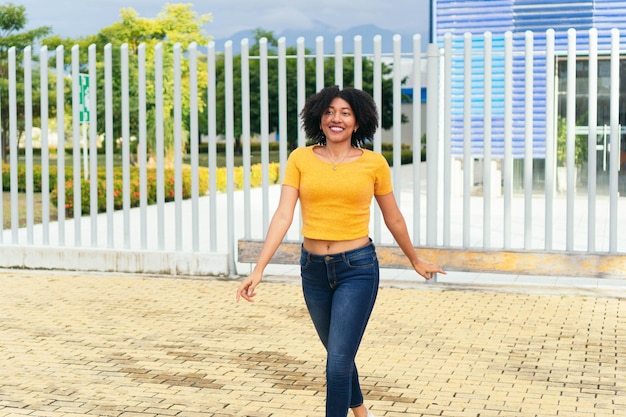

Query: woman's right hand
412,258,446,281
236,271,263,303
235,185,298,303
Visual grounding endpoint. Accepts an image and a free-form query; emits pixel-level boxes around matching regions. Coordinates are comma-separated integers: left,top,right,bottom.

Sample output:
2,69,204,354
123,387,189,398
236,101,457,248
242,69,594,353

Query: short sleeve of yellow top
282,145,393,241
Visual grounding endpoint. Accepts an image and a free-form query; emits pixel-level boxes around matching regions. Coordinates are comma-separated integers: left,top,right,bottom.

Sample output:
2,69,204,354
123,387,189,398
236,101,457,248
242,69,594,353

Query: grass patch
2,192,59,230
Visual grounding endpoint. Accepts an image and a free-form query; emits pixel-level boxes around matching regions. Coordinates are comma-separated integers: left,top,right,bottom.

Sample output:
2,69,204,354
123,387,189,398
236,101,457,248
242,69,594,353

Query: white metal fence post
121,43,131,249
443,34,452,247
316,36,324,92
544,29,556,251
88,44,98,247
463,33,472,248
24,46,33,244
483,32,492,249
71,45,82,246
412,34,422,245
566,29,577,251
609,28,620,253
259,37,270,236
372,35,383,243
335,36,343,88
173,43,183,251
224,41,236,275
207,41,218,252
155,43,165,250
523,31,534,250
241,39,251,240
55,45,66,246
588,29,598,253
392,34,403,204
40,45,50,245
426,43,440,246
278,37,288,184
189,42,200,252
138,43,148,249
503,31,513,249
104,44,114,248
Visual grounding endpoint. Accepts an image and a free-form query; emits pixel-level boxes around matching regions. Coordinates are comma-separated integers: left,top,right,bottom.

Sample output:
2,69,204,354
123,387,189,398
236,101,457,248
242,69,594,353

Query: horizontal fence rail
0,30,625,278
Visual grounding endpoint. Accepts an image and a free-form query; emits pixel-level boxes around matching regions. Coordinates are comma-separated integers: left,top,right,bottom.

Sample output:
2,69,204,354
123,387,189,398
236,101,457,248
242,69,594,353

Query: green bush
198,141,281,153
380,149,422,166
556,116,587,167
2,164,58,193
47,163,280,217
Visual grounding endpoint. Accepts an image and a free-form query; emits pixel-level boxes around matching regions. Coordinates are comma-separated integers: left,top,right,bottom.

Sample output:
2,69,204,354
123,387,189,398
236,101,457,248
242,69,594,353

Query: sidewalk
1,268,624,417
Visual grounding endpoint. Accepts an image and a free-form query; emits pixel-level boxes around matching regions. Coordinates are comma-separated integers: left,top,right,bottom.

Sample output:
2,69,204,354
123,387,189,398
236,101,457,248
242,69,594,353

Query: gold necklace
326,147,351,170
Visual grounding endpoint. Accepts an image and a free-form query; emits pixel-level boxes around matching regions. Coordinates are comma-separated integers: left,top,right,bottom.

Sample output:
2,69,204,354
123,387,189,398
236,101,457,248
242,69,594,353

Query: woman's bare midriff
303,236,371,255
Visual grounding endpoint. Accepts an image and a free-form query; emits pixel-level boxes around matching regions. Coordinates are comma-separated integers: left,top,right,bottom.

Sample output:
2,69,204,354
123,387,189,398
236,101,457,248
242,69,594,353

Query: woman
236,86,445,417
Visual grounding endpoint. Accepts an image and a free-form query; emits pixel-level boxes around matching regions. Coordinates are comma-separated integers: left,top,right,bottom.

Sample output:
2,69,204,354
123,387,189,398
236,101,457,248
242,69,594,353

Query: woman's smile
321,97,358,142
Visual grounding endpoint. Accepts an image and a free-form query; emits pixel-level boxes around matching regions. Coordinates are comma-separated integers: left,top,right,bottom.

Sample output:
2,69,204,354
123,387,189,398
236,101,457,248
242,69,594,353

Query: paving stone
0,269,624,416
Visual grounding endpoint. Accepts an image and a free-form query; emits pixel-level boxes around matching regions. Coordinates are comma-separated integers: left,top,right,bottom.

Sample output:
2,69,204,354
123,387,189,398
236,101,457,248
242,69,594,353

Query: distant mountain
212,23,426,55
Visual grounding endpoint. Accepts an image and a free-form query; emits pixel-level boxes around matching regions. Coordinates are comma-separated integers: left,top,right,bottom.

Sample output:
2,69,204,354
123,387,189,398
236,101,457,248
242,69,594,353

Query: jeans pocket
345,250,376,269
300,253,312,271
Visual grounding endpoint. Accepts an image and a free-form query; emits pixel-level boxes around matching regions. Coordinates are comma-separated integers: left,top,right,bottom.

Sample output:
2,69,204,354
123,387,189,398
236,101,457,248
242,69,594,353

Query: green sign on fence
79,74,90,122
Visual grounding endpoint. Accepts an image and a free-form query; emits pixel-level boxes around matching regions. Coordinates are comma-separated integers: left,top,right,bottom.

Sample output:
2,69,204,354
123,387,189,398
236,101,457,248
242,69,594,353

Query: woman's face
320,97,359,145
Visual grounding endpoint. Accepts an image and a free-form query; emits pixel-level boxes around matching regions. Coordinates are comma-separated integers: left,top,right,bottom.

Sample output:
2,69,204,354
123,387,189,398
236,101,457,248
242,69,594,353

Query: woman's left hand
412,258,446,280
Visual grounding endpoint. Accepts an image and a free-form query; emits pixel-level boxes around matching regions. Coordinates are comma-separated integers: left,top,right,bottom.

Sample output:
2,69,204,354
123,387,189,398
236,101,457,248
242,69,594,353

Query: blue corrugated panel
593,0,626,47
435,0,626,159
511,1,593,158
514,0,594,30
436,0,514,36
446,31,523,158
593,0,626,24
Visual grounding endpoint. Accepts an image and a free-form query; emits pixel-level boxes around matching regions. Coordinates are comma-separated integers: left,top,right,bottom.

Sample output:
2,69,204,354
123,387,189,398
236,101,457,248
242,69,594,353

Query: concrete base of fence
238,239,626,279
0,245,231,277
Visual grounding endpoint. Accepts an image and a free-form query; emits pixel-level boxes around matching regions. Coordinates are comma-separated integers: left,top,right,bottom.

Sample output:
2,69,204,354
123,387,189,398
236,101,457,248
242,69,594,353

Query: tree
43,4,212,165
209,29,406,151
0,2,51,162
556,115,587,168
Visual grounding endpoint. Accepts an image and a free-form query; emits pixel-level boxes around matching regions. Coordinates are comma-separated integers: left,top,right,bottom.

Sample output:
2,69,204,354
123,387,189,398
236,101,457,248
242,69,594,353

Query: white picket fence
1,30,624,277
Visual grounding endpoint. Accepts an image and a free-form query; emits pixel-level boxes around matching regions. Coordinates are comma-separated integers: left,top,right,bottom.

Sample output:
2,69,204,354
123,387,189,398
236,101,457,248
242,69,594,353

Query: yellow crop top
282,145,393,241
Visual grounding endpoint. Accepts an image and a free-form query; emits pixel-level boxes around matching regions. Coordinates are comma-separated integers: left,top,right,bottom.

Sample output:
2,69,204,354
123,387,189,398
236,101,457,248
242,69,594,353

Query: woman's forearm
386,216,420,264
252,214,293,273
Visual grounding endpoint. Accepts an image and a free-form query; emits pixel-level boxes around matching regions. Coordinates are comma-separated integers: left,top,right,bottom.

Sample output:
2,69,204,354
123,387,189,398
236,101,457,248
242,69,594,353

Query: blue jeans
300,241,379,417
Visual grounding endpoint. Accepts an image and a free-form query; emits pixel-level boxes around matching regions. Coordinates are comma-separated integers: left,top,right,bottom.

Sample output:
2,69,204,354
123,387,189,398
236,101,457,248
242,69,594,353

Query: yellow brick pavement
0,269,625,416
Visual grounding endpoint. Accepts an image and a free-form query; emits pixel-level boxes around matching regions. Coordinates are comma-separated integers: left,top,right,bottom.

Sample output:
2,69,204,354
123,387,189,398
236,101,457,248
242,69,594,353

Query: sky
18,0,431,41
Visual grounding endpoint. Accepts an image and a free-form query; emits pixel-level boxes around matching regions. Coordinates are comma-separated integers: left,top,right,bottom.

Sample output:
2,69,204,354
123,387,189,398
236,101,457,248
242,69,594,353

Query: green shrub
381,149,422,166
48,163,280,217
2,164,58,193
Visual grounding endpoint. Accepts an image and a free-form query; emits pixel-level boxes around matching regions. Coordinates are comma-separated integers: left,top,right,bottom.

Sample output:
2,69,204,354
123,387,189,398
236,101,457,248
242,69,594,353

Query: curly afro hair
300,86,379,147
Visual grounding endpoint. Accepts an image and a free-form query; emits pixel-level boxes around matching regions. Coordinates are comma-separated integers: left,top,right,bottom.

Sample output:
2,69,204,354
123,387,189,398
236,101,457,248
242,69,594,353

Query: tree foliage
26,6,405,165
0,2,51,162
209,29,405,151
43,4,212,164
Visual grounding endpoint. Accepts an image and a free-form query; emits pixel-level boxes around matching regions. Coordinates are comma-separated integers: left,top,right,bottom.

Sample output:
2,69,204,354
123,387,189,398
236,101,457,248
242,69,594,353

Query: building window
556,55,626,192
